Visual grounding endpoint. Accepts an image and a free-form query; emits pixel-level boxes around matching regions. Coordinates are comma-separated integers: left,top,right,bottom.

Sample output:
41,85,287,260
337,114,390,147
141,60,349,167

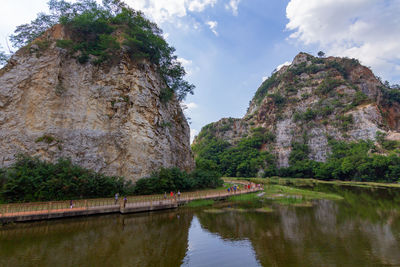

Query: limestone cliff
0,25,194,181
194,52,400,167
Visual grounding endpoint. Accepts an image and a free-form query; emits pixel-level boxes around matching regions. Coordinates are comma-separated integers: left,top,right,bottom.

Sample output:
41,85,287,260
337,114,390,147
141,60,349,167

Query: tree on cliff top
9,0,194,101
0,50,8,65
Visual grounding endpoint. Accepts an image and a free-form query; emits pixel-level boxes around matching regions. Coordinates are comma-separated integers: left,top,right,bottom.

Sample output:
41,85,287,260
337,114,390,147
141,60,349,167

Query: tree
8,0,194,101
0,46,10,65
317,51,325,57
0,51,8,65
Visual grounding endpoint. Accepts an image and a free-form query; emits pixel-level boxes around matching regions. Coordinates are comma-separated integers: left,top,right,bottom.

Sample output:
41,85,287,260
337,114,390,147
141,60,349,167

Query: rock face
0,25,194,181
194,52,400,167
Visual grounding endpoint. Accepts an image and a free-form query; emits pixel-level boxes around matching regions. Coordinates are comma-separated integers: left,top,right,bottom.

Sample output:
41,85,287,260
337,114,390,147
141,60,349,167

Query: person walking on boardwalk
177,190,181,200
123,196,127,208
164,192,167,199
115,193,119,204
170,191,174,199
70,200,73,209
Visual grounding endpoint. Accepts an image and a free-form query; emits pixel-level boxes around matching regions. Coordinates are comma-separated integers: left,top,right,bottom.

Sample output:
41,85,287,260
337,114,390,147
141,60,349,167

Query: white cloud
177,57,199,76
277,61,291,71
286,0,400,82
126,0,217,24
181,101,198,111
126,0,187,24
188,0,217,12
177,57,193,68
162,32,170,40
262,61,291,82
206,20,219,36
225,0,241,16
190,128,199,143
186,102,198,109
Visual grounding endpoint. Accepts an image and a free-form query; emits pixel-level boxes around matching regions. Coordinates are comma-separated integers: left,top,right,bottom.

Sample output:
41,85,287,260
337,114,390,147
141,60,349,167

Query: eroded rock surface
194,52,400,167
0,26,194,181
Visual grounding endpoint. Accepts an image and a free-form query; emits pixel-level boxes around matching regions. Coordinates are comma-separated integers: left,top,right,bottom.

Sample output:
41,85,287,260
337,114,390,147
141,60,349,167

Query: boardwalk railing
0,186,262,219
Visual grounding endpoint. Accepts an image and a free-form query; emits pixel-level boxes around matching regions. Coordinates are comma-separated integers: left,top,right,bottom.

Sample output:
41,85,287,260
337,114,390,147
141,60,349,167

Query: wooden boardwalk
0,187,262,223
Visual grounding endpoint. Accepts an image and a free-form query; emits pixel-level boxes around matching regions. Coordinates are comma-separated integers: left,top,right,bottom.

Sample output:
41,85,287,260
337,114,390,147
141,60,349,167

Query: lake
1,184,400,266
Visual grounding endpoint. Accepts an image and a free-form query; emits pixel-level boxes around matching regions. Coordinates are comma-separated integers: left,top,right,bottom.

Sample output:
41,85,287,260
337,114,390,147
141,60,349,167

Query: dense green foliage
0,155,225,202
316,78,343,95
193,127,276,177
193,124,400,182
0,155,134,203
9,0,194,101
380,85,400,105
278,139,400,182
133,168,223,195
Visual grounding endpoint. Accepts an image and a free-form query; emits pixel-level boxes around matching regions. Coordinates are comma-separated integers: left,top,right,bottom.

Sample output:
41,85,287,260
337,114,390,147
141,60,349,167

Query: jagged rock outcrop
0,25,194,181
194,52,400,167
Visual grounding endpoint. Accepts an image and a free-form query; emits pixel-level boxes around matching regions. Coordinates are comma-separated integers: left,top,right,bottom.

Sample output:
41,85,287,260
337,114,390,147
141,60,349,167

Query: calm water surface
1,185,400,266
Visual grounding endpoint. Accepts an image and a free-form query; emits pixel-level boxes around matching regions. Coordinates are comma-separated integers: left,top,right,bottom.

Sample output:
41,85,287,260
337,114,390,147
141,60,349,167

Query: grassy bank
222,180,343,207
224,177,400,189
263,184,343,201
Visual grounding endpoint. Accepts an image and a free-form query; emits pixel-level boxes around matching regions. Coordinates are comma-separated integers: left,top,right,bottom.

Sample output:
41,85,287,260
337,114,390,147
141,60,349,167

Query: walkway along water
0,187,262,223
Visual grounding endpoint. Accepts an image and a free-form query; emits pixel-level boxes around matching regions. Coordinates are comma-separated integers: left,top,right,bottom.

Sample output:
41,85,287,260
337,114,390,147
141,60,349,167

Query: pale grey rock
194,52,400,169
0,26,194,181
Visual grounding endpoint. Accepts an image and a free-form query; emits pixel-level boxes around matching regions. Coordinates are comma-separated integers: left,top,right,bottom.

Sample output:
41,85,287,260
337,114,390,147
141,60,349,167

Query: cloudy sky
1,0,399,142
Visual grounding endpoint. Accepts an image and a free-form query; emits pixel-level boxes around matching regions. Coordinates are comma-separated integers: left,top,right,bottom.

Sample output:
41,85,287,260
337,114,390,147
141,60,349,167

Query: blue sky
1,0,399,142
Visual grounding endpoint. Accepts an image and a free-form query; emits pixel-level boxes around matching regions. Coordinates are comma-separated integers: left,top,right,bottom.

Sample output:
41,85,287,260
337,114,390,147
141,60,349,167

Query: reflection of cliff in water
182,216,261,266
0,211,193,267
197,198,400,266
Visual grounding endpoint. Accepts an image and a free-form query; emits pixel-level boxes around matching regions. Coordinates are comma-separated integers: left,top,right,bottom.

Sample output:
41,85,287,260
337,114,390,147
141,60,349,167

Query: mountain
193,52,400,179
0,24,194,181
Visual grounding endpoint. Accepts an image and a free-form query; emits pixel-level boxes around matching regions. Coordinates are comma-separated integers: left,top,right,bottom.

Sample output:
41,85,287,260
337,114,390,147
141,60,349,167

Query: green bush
277,139,400,182
289,62,322,76
133,168,223,195
336,114,353,131
192,127,277,178
253,73,279,103
293,108,317,122
326,60,348,78
0,155,133,203
352,91,368,106
317,78,343,95
35,135,56,144
269,93,286,108
380,86,400,105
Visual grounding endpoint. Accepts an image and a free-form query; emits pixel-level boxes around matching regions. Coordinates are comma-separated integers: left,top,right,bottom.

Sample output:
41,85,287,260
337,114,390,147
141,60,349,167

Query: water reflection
196,198,400,266
182,216,261,267
0,211,193,267
0,185,400,267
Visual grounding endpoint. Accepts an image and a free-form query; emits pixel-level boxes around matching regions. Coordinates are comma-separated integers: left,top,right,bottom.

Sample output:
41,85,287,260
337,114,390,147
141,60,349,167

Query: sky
1,0,399,142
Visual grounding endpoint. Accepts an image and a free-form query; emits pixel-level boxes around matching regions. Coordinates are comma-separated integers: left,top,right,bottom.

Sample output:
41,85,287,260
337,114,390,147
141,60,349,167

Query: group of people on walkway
226,182,263,193
114,193,128,208
227,185,239,193
164,191,181,200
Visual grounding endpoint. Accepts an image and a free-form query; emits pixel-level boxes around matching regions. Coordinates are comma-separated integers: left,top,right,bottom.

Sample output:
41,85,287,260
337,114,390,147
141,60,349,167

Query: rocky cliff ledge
0,25,194,181
194,52,400,168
